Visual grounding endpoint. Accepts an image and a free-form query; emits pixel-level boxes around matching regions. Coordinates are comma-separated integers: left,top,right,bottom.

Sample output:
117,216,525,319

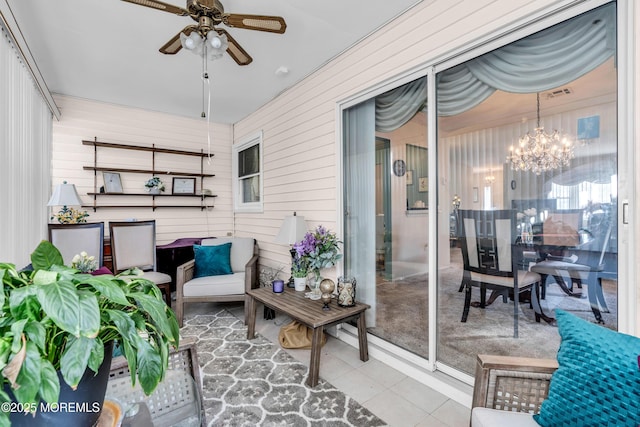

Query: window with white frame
233,131,263,212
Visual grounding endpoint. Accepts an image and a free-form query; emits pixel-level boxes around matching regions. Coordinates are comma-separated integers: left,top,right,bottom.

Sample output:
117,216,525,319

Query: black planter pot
6,342,113,427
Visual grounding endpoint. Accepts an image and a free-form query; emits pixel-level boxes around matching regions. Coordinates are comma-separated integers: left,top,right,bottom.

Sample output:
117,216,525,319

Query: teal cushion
534,310,640,427
193,243,233,278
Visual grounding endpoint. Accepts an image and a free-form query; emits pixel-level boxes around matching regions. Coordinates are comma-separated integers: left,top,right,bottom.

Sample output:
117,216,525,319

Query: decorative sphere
321,292,332,306
319,278,335,294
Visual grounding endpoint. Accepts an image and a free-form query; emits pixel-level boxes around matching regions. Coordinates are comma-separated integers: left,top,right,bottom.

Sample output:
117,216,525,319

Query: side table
246,287,370,387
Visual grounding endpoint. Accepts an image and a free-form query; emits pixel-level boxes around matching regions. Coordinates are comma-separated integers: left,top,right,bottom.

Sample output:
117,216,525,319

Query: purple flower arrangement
293,225,342,280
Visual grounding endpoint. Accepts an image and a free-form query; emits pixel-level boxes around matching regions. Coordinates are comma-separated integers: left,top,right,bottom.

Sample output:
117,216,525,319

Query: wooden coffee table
246,286,370,387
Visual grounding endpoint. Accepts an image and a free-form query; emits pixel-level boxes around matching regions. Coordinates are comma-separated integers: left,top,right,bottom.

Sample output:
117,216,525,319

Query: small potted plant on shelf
0,241,180,426
144,176,165,194
291,255,309,292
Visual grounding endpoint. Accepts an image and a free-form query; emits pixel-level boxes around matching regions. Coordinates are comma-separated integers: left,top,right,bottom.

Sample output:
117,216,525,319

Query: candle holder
319,278,335,310
337,276,356,307
272,279,285,294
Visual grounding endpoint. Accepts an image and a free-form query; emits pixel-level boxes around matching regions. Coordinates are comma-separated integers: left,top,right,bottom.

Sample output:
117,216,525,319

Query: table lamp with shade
274,212,307,287
47,181,86,224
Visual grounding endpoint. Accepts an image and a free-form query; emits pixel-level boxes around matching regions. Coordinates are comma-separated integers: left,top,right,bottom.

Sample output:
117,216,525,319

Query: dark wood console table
156,237,214,289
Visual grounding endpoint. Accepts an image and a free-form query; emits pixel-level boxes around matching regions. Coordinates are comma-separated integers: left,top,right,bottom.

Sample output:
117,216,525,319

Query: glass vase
312,270,322,297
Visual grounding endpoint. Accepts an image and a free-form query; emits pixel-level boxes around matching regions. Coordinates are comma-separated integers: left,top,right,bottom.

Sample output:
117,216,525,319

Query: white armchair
175,237,259,327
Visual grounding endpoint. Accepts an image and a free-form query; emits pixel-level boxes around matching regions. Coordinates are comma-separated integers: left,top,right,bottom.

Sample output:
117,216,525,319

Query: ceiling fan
121,0,287,65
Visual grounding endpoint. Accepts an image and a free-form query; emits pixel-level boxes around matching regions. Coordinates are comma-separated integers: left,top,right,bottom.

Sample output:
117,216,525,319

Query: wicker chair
106,337,205,427
470,354,558,427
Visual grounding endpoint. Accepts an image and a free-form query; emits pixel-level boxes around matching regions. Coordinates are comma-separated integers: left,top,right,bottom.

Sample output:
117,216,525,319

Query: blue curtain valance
375,3,615,131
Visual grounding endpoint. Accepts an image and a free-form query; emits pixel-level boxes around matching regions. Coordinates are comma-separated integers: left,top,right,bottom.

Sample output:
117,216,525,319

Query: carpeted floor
368,248,618,375
180,309,387,427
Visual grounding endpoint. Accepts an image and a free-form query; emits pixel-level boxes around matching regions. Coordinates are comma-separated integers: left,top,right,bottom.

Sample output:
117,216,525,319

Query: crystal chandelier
506,93,575,175
484,171,495,184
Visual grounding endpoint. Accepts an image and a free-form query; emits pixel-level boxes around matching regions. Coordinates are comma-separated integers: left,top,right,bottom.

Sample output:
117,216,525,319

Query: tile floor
185,301,472,427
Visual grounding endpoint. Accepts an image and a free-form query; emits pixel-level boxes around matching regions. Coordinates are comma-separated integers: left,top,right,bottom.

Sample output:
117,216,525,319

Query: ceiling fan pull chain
207,72,212,163
201,44,208,118
201,44,213,163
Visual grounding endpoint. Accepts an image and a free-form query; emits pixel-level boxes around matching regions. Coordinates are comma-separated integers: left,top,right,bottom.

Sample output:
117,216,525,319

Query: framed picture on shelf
406,170,413,185
103,172,123,193
418,177,428,192
172,177,196,195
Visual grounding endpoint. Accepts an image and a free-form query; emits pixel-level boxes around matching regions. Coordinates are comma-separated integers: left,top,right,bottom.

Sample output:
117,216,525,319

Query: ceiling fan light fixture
208,33,222,48
207,31,228,60
125,0,285,65
180,31,203,52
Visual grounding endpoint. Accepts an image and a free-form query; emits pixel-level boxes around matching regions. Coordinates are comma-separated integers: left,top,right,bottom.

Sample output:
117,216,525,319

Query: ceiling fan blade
120,0,189,16
223,14,287,34
215,29,252,65
160,25,198,54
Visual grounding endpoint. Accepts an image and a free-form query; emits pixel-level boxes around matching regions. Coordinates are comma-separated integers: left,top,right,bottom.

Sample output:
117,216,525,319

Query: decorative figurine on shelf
319,278,335,310
144,176,165,194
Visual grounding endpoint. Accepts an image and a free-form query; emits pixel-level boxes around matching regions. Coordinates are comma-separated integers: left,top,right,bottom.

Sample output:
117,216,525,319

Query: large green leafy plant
0,241,180,424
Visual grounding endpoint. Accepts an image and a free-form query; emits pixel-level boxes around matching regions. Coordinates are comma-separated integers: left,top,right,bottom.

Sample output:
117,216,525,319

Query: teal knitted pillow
534,310,640,427
193,243,233,278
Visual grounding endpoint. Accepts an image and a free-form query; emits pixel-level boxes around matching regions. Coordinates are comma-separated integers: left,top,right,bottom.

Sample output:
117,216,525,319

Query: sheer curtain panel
0,26,52,268
343,99,377,325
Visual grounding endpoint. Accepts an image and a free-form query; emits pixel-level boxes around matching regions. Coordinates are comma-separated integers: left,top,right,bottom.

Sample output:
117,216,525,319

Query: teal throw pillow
534,310,640,427
193,243,233,278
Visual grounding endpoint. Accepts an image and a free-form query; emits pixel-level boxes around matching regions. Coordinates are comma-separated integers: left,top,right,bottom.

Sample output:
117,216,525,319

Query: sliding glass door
343,77,430,357
435,2,618,375
341,1,621,378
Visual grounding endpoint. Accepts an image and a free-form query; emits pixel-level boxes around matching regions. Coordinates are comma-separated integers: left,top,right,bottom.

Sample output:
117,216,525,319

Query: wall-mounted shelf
83,205,215,210
87,193,216,197
83,138,217,211
82,166,214,178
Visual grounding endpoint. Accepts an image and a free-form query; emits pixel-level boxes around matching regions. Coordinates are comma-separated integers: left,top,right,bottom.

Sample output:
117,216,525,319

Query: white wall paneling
51,95,234,244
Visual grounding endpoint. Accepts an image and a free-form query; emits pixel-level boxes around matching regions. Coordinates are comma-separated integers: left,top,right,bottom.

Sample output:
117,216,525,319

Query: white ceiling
6,0,421,123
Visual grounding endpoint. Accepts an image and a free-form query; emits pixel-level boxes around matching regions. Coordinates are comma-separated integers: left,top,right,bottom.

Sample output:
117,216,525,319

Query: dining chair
48,222,104,267
458,209,544,337
108,220,172,306
530,215,613,324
